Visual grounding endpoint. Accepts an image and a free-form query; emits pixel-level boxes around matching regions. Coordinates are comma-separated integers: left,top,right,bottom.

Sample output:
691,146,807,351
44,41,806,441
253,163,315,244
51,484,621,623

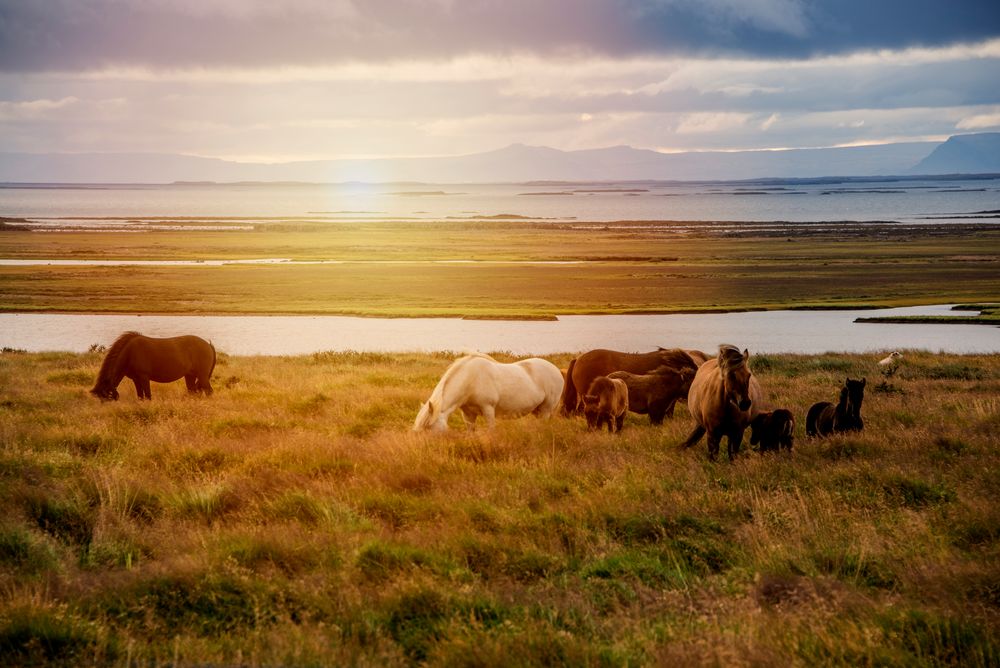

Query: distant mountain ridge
908,133,1000,174
0,133,997,184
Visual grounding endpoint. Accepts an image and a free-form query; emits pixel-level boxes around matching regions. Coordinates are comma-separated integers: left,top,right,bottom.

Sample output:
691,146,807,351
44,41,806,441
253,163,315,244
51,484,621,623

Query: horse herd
90,332,866,461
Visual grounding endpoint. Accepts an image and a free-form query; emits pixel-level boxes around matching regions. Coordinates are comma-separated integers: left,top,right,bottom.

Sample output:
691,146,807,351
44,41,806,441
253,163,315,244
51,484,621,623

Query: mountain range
1,133,997,184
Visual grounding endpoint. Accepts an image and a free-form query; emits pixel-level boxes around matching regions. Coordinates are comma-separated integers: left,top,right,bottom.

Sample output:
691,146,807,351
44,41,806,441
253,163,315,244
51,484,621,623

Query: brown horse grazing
561,348,698,416
90,332,216,401
583,376,628,433
607,366,695,425
806,378,866,437
750,409,795,452
682,345,763,461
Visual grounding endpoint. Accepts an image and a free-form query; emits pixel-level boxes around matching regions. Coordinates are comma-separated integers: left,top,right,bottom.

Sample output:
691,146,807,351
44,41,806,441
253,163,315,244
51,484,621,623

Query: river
1,305,995,356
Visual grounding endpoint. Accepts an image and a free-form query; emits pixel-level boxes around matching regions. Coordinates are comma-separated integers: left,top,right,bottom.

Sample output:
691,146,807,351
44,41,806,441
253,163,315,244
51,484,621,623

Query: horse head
718,345,753,412
413,399,444,431
89,384,119,401
844,377,866,418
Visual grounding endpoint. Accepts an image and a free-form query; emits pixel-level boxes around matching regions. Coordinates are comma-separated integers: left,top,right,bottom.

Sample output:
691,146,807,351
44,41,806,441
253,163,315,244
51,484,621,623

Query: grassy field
1,349,998,666
1,220,998,316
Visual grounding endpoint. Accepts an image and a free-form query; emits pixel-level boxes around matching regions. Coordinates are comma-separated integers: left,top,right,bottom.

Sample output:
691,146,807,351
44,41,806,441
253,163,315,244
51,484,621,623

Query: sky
1,0,999,162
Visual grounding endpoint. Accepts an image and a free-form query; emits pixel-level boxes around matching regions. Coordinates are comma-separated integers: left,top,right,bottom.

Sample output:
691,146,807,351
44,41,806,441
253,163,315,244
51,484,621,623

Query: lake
2,177,999,225
1,305,995,356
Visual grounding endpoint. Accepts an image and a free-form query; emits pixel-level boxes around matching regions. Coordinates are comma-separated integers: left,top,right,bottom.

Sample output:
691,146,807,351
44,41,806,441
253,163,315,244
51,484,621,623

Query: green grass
0,349,997,665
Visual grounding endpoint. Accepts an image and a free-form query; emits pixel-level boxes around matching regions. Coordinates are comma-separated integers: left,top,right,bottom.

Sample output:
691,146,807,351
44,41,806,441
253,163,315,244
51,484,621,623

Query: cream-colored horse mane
717,344,747,372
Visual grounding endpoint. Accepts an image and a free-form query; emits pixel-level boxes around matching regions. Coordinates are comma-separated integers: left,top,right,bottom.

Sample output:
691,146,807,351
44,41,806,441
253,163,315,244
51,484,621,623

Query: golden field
1,220,998,316
0,348,997,666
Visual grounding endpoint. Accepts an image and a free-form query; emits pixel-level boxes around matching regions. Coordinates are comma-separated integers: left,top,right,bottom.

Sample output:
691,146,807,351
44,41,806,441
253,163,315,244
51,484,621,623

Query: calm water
1,306,995,355
2,177,999,224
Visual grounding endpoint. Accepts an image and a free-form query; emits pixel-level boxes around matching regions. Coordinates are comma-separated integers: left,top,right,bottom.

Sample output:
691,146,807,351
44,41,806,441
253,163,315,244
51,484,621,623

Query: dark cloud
1,0,998,72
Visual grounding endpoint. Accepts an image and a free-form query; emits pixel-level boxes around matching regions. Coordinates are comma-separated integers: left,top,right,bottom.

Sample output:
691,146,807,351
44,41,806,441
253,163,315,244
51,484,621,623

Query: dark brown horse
750,409,795,452
561,348,698,416
806,378,865,437
90,332,216,401
682,345,763,460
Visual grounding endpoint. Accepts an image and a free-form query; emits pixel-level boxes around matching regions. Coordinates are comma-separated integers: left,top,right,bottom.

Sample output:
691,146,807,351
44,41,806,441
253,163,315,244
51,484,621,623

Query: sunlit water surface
1,305,995,356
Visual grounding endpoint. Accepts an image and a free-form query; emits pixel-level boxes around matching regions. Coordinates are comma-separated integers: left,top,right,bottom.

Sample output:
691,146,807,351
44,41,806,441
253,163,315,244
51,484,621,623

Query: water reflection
1,305,995,355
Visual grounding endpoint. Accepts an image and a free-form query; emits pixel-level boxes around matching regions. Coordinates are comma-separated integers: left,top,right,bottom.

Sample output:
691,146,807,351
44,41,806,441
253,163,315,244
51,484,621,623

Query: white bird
878,351,902,367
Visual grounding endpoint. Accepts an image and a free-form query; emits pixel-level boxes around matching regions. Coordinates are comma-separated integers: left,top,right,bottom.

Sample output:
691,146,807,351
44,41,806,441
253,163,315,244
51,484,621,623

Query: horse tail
92,331,141,394
781,417,794,440
209,341,217,379
560,358,579,415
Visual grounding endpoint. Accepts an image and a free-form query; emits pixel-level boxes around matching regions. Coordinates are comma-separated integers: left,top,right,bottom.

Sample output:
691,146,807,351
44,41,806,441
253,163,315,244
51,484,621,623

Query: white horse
413,353,564,431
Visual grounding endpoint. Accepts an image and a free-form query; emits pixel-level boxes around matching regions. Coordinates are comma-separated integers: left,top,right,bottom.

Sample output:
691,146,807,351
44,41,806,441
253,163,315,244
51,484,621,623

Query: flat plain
1,219,998,316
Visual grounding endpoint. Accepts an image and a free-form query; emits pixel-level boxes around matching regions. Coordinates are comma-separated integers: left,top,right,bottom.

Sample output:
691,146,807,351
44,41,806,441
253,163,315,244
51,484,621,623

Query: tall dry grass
0,348,997,666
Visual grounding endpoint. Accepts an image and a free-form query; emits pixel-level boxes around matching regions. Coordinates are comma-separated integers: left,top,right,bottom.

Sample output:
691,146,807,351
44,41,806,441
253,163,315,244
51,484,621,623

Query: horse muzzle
737,398,752,411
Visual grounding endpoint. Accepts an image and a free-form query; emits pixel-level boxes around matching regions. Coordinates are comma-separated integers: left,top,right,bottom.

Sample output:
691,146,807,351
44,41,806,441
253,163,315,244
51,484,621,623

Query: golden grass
0,349,998,665
1,223,998,316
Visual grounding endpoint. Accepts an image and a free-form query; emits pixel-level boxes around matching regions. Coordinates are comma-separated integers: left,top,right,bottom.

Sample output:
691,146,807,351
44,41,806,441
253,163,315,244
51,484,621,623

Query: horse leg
664,399,677,419
141,377,152,400
706,429,723,461
615,414,625,433
681,425,705,449
185,374,198,394
130,376,144,400
482,405,496,429
198,373,214,396
649,404,665,426
727,427,745,461
461,406,478,431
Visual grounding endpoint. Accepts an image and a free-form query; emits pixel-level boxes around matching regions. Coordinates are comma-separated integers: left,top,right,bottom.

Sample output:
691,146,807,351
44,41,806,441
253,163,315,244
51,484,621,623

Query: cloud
0,0,997,72
0,96,79,120
957,111,1000,130
675,112,750,134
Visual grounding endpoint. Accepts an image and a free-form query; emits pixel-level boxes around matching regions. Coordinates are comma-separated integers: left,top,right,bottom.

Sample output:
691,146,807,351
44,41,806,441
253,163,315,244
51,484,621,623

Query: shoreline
0,301,969,320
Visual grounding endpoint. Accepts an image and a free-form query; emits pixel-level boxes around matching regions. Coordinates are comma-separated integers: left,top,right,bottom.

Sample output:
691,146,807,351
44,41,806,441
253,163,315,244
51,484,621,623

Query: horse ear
861,377,867,386
743,348,749,360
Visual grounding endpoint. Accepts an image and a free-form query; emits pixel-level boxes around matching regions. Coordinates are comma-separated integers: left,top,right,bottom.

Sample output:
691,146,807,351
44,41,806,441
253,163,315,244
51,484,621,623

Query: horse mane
419,353,496,425
717,344,746,372
92,331,142,390
655,347,699,372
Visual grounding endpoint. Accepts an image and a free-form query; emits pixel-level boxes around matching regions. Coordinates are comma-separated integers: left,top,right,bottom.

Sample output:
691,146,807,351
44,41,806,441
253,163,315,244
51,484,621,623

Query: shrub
384,588,449,661
0,525,60,576
0,606,113,665
917,364,986,381
21,491,96,552
877,610,998,665
98,572,272,636
169,484,241,523
582,549,678,588
356,541,445,581
882,476,955,509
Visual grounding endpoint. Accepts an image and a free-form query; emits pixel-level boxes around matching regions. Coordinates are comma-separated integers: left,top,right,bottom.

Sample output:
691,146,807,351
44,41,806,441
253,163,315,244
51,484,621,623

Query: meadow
1,348,998,666
1,220,998,316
